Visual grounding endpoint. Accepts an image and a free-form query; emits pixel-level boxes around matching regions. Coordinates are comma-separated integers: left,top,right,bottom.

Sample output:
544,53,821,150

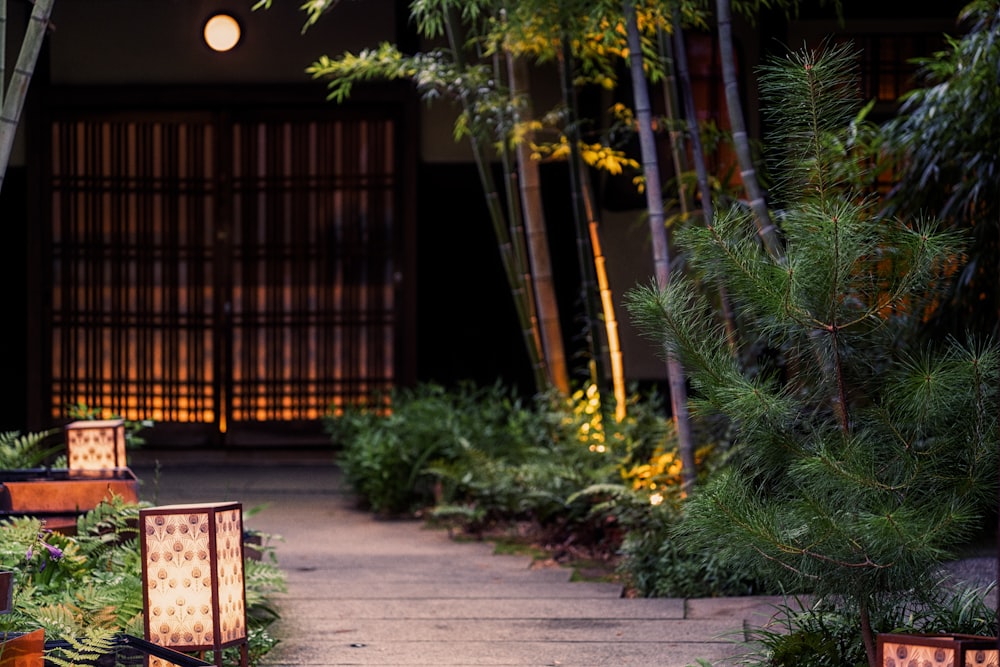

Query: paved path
130,448,792,667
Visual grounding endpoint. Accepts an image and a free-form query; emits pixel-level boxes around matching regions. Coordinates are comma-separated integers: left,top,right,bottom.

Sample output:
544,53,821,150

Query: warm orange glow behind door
47,111,399,435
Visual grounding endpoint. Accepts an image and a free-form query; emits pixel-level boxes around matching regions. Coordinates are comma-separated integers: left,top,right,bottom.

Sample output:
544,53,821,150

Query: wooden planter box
877,632,998,666
0,629,44,667
0,468,139,534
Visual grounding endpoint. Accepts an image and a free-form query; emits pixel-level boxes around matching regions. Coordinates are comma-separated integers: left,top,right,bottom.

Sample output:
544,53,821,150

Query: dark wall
414,163,534,395
414,161,591,398
0,167,29,433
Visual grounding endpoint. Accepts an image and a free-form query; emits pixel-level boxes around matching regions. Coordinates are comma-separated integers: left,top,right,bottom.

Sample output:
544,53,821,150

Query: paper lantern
65,419,127,472
139,502,248,667
877,632,998,667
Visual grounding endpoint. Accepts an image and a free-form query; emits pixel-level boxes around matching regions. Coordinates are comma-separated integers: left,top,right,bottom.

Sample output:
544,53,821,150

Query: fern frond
74,494,146,556
27,602,81,639
243,559,287,627
44,625,119,667
70,576,144,627
0,429,60,468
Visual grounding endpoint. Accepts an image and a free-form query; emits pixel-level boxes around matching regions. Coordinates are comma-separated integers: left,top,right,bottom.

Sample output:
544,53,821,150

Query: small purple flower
26,532,64,568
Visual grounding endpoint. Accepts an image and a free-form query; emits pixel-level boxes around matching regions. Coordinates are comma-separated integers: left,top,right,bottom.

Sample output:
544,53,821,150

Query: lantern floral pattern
65,419,127,471
140,502,247,652
881,638,999,667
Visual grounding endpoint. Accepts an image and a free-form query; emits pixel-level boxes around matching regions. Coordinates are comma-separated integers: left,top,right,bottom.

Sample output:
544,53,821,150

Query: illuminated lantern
139,502,247,667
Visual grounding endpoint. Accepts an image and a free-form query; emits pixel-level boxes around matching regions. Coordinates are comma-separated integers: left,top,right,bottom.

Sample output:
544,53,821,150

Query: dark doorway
35,87,415,446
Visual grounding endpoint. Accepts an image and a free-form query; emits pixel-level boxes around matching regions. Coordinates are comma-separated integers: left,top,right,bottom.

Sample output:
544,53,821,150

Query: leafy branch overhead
308,45,465,104
293,0,704,403
304,42,642,180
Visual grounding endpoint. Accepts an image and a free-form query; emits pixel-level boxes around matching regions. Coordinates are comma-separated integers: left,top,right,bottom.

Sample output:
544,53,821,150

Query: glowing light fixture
877,633,997,666
203,14,241,52
140,502,248,667
65,419,127,472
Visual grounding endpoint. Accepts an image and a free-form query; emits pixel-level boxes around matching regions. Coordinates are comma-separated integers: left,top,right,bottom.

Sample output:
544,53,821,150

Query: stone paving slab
275,597,688,620
687,596,790,629
296,568,580,586
263,616,743,644
274,581,630,601
278,560,572,583
279,554,576,579
262,638,747,666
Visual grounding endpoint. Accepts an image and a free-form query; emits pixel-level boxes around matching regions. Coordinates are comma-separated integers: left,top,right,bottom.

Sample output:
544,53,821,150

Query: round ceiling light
203,13,242,52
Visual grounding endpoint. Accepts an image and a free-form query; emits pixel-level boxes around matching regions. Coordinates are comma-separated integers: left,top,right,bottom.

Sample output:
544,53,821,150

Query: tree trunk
1,0,6,108
507,52,570,395
657,29,694,220
580,168,628,421
714,0,782,260
0,0,55,191
667,10,738,354
558,37,602,380
860,598,877,667
623,0,697,489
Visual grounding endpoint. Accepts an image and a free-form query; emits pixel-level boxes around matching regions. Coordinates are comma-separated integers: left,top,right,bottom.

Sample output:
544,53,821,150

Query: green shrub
619,523,780,598
328,378,768,597
329,381,551,515
329,383,576,517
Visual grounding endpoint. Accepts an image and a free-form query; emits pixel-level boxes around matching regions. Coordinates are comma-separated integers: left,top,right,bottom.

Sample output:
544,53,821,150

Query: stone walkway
131,447,790,667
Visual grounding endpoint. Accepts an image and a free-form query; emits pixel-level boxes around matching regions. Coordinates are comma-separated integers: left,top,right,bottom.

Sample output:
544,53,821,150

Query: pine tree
624,40,999,667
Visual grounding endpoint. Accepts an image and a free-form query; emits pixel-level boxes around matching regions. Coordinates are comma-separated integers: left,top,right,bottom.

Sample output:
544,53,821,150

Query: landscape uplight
877,633,997,667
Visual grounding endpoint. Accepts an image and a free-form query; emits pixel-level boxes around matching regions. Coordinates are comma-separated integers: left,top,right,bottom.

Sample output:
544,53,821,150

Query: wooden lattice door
44,105,406,444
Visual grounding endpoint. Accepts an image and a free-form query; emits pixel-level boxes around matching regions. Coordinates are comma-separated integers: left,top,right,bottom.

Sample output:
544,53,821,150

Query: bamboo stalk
623,0,697,488
1,0,7,111
0,0,54,192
